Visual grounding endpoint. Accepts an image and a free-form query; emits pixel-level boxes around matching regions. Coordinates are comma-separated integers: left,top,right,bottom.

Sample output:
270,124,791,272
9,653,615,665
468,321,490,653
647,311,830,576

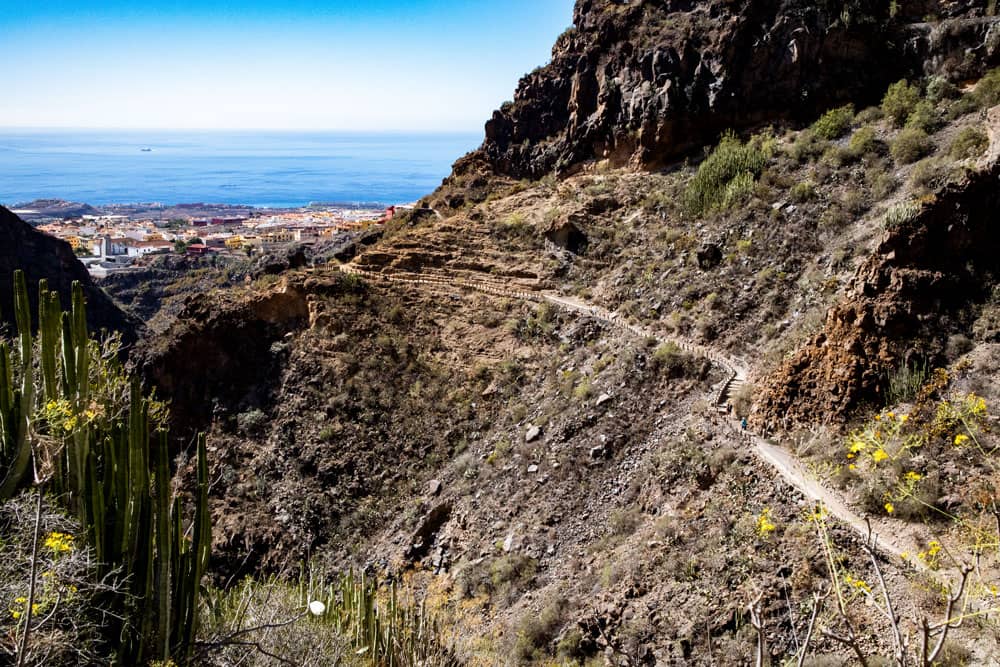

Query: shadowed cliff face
452,0,998,181
0,206,136,341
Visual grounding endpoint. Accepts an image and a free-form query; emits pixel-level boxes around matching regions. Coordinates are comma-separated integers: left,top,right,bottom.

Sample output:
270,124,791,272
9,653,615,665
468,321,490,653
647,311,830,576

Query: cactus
0,272,211,665
0,270,34,499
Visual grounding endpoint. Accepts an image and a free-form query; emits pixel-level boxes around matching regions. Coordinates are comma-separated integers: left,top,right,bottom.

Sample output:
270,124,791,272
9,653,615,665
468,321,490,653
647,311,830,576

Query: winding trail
335,107,1000,575
336,263,911,563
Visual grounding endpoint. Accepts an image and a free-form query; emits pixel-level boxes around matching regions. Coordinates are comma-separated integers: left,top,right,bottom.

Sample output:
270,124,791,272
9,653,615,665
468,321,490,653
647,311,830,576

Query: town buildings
33,204,390,277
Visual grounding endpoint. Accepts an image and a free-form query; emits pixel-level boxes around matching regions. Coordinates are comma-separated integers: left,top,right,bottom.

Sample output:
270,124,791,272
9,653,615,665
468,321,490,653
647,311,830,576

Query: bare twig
796,590,824,667
748,591,767,667
820,628,871,667
922,565,973,666
863,519,906,665
16,488,43,667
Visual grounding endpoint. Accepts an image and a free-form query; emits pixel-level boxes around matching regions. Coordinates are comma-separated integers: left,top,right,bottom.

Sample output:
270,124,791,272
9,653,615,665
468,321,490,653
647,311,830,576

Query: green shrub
882,200,922,230
652,342,690,376
904,99,939,133
869,169,898,200
821,144,855,167
721,170,757,208
789,180,817,203
556,627,586,660
237,409,267,434
684,131,768,215
855,106,884,124
789,130,829,162
811,105,855,140
926,76,959,103
974,66,1000,108
885,360,929,404
950,127,989,159
890,127,932,164
908,157,946,192
513,599,565,662
946,93,981,120
881,79,922,126
848,125,880,158
490,554,537,593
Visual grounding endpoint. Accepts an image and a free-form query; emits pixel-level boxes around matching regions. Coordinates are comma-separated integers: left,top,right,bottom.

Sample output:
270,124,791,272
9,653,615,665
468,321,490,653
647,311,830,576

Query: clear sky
0,0,575,131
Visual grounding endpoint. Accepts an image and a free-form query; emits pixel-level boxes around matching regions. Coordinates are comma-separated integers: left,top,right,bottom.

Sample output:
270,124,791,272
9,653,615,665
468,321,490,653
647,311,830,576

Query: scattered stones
596,392,612,407
525,424,542,442
527,464,539,474
428,479,442,496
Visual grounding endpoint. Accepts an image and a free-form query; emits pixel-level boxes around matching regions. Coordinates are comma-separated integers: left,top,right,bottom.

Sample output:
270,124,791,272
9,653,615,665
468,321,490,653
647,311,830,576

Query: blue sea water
0,130,482,208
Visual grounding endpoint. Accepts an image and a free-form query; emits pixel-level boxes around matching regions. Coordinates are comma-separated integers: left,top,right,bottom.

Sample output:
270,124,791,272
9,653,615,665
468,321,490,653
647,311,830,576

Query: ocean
0,130,482,208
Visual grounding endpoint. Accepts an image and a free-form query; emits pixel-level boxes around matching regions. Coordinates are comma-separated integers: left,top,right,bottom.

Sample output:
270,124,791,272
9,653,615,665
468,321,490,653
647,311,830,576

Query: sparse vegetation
684,131,770,215
881,79,922,126
881,199,921,229
811,105,854,140
890,127,932,164
950,127,988,160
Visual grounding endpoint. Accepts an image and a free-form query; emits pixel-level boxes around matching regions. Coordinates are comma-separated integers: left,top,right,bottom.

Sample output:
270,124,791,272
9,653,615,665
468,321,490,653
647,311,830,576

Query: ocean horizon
0,129,482,209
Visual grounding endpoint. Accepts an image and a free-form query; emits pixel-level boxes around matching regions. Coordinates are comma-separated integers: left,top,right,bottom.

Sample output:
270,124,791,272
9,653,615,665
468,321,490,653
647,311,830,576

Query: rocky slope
439,0,998,188
0,206,134,339
126,2,1000,665
755,115,1000,427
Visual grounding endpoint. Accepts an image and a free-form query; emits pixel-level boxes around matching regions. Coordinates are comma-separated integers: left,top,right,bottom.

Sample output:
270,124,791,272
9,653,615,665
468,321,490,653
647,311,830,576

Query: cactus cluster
0,270,210,665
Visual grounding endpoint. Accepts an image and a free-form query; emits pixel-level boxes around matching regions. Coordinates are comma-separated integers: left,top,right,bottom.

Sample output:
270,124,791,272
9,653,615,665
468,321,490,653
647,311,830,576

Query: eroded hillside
124,1,1000,665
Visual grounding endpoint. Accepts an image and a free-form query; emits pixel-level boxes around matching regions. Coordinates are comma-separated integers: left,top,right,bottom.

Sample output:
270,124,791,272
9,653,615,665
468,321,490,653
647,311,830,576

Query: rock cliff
451,0,999,181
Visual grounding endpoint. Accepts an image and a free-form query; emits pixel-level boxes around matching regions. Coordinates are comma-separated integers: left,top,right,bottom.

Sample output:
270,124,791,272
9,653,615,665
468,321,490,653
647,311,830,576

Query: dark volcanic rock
450,0,999,180
0,206,135,340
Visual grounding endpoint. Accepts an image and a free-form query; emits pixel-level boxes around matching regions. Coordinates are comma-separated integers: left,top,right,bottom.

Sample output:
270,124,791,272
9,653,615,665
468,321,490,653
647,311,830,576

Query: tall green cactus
0,271,212,665
0,270,34,499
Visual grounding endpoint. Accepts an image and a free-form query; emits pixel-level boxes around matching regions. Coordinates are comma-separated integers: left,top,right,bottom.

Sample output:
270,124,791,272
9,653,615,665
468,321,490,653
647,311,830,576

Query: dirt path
335,263,916,564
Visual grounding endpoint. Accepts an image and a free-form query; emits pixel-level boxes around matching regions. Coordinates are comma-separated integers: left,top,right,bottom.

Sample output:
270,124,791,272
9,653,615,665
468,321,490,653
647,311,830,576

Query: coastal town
11,199,395,277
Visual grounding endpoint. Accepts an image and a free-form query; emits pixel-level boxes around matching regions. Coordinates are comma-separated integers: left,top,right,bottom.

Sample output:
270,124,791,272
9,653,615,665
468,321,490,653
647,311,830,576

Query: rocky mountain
443,0,998,186
0,206,134,339
106,1,1000,665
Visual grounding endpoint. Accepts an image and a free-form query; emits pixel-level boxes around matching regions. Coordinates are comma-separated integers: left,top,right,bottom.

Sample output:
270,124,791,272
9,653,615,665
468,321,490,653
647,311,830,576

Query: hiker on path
741,417,748,431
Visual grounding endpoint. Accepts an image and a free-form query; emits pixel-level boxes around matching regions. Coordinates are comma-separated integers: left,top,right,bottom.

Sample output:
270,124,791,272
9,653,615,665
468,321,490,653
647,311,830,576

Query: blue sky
0,0,575,131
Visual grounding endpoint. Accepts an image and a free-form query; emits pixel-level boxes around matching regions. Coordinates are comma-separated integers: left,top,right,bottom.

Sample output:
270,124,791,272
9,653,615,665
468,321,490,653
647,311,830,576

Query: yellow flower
885,502,895,514
44,532,74,554
887,412,895,420
954,434,970,446
873,449,889,463
901,414,909,422
904,471,922,482
848,463,857,470
756,508,777,536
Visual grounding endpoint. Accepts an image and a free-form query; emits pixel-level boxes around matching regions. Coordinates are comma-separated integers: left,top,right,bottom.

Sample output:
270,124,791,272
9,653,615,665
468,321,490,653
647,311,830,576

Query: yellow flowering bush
844,389,995,520
44,531,75,554
756,508,777,537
